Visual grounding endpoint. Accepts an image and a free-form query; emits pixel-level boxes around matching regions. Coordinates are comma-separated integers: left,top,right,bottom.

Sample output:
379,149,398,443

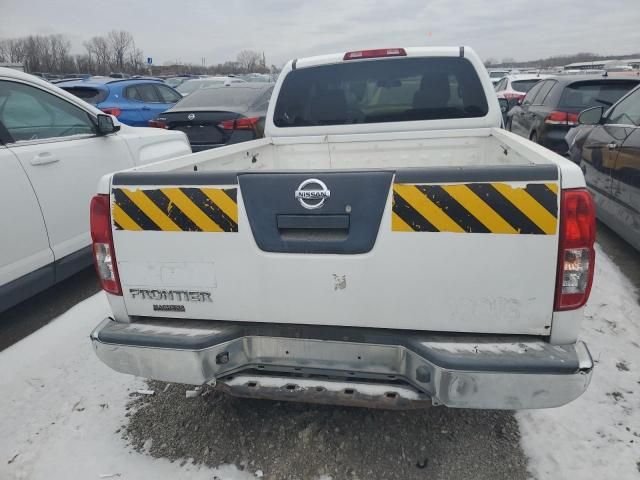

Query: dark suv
506,76,640,154
570,85,640,250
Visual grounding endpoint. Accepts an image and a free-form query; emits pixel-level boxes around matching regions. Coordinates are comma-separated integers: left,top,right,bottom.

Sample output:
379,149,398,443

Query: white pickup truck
90,47,595,410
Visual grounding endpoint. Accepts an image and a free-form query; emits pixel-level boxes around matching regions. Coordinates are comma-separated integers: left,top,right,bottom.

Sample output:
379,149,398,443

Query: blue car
57,77,182,126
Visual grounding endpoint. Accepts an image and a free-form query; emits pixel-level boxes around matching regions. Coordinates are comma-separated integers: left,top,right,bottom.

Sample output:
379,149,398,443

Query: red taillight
101,107,122,118
218,116,260,131
504,92,525,101
343,48,407,61
90,194,122,296
545,111,579,126
554,189,596,311
148,119,168,128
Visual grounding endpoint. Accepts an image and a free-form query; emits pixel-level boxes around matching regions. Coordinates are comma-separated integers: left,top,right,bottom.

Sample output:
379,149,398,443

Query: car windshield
176,78,225,94
243,75,271,83
511,79,540,92
165,77,188,88
174,85,272,109
274,57,488,127
559,81,640,108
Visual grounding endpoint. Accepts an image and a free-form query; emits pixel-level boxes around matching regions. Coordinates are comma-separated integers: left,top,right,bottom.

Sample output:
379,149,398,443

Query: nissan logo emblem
187,113,195,120
295,178,330,210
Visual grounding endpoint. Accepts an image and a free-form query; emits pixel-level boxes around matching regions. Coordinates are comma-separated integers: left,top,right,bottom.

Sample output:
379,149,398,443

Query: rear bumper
541,126,571,154
91,318,593,410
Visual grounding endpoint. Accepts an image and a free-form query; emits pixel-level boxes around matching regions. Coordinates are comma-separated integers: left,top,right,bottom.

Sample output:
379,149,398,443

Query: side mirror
96,114,120,135
498,98,509,113
578,106,604,125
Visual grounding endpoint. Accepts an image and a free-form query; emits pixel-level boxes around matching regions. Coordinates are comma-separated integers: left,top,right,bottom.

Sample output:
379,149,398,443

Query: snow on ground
518,244,640,480
0,293,255,480
0,244,637,480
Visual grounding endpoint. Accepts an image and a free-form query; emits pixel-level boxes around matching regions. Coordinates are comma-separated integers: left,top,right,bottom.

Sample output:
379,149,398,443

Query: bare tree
50,34,73,72
484,58,498,68
74,54,92,73
22,36,51,72
236,50,262,73
84,36,112,74
127,46,145,74
0,41,7,62
0,38,26,63
107,30,134,71
4,32,282,77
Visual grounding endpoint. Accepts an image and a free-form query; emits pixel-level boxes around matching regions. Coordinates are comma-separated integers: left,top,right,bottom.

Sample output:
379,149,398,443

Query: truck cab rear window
274,57,488,127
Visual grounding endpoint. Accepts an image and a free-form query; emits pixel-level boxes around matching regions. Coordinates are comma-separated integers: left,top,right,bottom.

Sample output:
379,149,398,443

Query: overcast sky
3,0,640,66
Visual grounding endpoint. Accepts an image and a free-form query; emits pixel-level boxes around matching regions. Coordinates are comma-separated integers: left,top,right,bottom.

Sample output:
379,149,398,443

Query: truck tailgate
110,164,560,335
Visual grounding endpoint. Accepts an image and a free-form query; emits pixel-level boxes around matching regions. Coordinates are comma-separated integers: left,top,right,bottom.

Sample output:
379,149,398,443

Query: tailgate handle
277,214,349,230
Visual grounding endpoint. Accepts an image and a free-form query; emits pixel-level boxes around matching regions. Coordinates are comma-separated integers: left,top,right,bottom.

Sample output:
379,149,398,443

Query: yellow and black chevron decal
112,187,238,232
392,182,558,234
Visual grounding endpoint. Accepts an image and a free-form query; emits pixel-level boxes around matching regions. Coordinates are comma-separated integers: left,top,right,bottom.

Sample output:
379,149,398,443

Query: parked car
494,74,549,104
149,83,273,152
108,72,130,79
50,73,91,83
506,75,640,154
487,68,510,85
569,85,640,250
175,76,246,96
165,76,192,89
565,123,593,164
91,47,594,411
57,77,182,126
239,73,273,83
30,72,62,82
0,67,191,312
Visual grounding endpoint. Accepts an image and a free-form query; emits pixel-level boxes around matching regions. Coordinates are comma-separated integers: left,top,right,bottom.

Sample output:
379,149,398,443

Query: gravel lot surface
125,381,528,480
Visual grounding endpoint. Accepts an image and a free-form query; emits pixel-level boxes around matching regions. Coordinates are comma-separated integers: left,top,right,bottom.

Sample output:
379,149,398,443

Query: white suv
487,69,510,85
0,68,191,311
494,74,550,103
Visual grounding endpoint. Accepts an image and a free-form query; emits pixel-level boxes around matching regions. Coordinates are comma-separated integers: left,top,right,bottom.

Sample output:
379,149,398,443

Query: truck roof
265,46,503,137
291,46,469,70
